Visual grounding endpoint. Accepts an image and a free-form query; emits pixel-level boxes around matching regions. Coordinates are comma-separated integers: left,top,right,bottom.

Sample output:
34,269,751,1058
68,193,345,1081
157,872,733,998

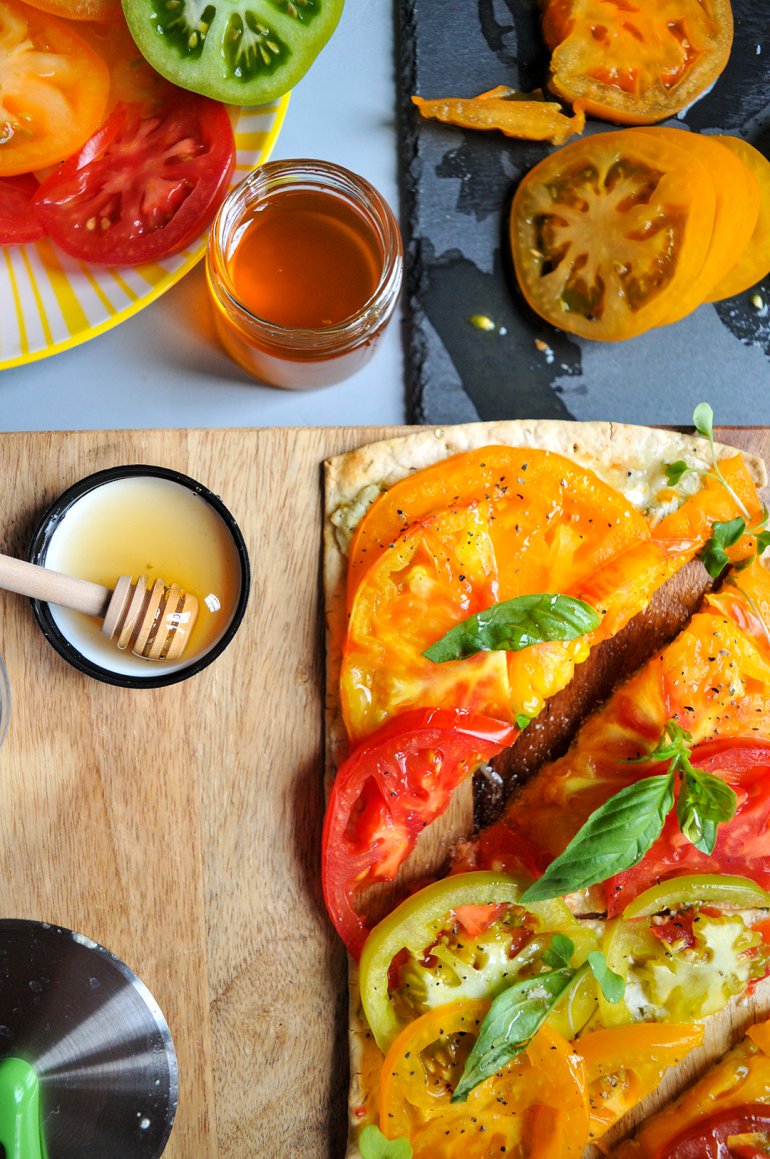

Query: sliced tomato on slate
541,0,734,125
707,136,770,302
510,128,717,341
632,128,760,316
32,93,235,266
0,174,45,243
321,707,517,959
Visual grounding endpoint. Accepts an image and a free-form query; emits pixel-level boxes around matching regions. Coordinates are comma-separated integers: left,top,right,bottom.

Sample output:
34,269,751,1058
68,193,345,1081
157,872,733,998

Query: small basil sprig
422,593,601,663
451,941,623,1103
520,721,737,903
666,403,769,579
359,1124,413,1159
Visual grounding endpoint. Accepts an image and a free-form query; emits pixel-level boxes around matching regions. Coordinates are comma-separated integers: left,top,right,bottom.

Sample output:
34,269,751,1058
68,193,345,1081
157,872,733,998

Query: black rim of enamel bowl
28,464,251,689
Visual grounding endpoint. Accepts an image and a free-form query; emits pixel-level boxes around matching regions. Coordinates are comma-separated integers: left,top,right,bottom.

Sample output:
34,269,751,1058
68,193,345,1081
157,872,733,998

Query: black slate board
395,0,770,425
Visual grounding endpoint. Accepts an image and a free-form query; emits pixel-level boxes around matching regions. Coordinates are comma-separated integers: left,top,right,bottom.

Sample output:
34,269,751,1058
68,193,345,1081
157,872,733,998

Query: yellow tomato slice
341,502,514,740
543,0,734,125
576,1022,704,1140
510,128,716,341
633,127,760,317
0,0,110,176
612,1020,770,1158
707,136,770,302
379,999,589,1158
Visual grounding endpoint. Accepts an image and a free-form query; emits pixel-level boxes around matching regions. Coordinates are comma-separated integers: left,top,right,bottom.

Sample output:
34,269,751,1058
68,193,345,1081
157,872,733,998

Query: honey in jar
206,159,403,390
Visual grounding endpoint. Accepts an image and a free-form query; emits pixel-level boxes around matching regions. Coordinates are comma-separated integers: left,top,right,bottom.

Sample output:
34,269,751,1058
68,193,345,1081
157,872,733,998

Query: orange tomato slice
0,0,110,176
612,1020,770,1158
342,447,661,741
707,136,770,302
510,128,716,340
576,1023,704,1140
379,999,589,1158
542,0,734,125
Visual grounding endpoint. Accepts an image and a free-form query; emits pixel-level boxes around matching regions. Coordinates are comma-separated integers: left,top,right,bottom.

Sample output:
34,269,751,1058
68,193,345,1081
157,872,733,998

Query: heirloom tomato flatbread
321,419,768,1159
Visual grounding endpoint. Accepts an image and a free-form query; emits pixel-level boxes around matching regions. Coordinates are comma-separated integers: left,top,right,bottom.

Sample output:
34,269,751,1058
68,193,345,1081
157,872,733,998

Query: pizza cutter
0,920,178,1159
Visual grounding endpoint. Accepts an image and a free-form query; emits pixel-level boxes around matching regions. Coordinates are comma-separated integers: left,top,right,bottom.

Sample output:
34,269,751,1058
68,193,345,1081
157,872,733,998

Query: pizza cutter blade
0,919,178,1159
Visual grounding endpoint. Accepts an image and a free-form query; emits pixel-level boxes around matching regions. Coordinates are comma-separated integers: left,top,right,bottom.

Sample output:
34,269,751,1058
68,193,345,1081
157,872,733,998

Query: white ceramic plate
0,95,289,370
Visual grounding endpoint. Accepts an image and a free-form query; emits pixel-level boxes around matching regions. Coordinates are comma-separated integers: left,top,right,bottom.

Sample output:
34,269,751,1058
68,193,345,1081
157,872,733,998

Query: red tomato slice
321,708,517,959
608,741,770,915
0,173,45,243
0,0,111,176
32,93,235,266
660,1104,770,1158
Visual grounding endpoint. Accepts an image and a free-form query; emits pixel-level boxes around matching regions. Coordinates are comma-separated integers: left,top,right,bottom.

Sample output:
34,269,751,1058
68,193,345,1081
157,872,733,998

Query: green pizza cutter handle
0,1057,46,1159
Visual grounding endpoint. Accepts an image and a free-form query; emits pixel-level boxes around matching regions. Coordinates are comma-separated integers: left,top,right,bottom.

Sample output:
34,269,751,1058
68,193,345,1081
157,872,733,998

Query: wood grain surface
0,426,395,1159
0,424,766,1158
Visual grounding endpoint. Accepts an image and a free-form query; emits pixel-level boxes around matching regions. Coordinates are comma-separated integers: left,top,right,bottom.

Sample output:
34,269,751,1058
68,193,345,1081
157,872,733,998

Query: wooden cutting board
0,424,766,1158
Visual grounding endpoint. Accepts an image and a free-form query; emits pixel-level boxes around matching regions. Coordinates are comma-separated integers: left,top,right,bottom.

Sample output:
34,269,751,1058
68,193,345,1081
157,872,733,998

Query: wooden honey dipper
0,555,198,661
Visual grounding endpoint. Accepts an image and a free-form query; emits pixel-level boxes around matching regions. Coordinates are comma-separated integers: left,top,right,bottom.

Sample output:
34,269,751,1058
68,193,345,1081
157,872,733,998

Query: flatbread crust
321,419,768,1159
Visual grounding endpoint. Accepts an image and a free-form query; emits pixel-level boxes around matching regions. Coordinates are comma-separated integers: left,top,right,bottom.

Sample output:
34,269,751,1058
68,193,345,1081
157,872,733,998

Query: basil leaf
587,951,624,1004
757,529,770,555
665,460,690,486
693,401,715,442
359,1125,413,1159
451,968,575,1103
423,593,601,663
542,933,575,969
699,517,747,579
519,773,675,903
677,770,738,856
626,720,692,770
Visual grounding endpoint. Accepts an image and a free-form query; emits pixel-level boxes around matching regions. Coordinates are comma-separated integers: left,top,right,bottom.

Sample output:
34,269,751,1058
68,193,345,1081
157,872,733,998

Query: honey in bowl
29,467,249,686
207,159,403,389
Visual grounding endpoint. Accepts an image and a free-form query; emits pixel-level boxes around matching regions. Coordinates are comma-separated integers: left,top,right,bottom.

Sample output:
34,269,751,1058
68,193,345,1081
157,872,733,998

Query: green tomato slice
121,0,345,106
622,873,770,919
358,870,598,1054
597,908,770,1027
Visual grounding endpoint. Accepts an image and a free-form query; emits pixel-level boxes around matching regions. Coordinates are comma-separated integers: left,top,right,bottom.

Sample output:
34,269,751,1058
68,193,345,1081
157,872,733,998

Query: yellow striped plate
0,94,290,370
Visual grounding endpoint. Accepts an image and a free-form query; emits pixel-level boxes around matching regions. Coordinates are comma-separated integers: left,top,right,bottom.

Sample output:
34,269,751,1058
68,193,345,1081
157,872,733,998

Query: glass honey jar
206,158,403,389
